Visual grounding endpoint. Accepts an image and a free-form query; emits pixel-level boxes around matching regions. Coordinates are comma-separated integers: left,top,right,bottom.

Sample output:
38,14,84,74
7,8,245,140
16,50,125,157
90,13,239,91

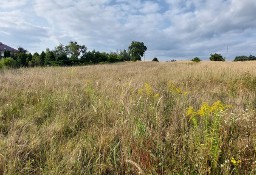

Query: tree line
1,41,255,68
233,55,256,61
191,53,256,62
0,41,147,68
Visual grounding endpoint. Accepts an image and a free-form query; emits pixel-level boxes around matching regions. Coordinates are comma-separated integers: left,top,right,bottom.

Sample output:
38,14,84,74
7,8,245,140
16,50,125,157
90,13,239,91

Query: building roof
0,42,18,52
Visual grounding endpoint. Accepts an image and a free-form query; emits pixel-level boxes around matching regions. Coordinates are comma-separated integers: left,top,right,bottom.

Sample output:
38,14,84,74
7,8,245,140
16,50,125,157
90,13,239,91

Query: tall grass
0,61,256,174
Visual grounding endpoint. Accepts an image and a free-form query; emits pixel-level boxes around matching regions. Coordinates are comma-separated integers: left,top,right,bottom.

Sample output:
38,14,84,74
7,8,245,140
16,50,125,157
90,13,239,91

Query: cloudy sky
1,0,256,60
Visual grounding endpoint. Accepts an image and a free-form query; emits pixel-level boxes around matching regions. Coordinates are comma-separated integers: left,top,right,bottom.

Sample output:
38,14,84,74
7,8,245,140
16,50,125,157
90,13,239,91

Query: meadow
0,61,256,174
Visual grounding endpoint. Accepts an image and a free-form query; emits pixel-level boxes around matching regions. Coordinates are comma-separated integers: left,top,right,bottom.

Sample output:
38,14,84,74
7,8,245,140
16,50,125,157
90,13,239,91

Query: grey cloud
0,5,50,52
1,0,256,60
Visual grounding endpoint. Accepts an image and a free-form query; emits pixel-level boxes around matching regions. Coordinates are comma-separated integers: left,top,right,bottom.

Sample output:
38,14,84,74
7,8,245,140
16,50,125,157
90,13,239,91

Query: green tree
118,49,130,61
40,51,46,66
4,51,11,58
81,51,91,63
234,56,249,61
152,57,159,62
99,52,109,62
248,55,256,61
128,41,147,61
210,53,225,61
82,50,98,63
89,50,100,64
192,57,201,62
17,47,27,53
45,48,55,65
15,46,28,67
54,44,68,61
108,52,118,63
30,52,41,67
26,53,32,65
65,41,87,60
17,53,28,67
94,51,104,63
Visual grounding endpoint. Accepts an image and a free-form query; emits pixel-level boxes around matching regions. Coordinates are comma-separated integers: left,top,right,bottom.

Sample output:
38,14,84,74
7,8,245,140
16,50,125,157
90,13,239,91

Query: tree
99,52,109,62
234,56,248,62
108,52,118,63
30,52,40,66
45,48,55,64
209,53,225,61
234,55,256,61
54,44,68,61
17,47,27,53
17,53,28,67
128,41,147,61
65,41,87,60
248,55,256,61
26,53,32,64
118,49,130,61
191,57,201,62
4,51,11,58
94,51,105,63
81,51,91,63
40,51,46,66
152,57,159,62
14,46,28,66
83,50,98,63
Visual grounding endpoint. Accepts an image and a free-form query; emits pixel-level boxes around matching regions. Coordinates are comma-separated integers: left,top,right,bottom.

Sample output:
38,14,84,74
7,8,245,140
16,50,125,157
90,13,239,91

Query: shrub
234,55,256,61
191,57,201,62
0,61,3,69
0,57,16,68
108,53,118,63
234,56,249,61
210,53,225,61
152,57,159,62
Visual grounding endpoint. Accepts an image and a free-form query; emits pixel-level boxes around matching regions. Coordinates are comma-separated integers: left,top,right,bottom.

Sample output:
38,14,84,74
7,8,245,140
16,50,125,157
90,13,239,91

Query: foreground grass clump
0,61,256,174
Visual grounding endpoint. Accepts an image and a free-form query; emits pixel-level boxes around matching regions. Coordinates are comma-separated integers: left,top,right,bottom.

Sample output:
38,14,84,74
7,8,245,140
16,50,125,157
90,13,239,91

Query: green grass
0,61,256,174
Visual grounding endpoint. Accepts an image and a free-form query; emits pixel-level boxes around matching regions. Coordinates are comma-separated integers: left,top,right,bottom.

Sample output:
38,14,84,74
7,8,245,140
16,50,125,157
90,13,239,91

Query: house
0,42,18,58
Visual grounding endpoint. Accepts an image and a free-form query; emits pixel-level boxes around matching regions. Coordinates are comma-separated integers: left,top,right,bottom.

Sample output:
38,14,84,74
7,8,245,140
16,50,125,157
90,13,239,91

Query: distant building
0,42,18,58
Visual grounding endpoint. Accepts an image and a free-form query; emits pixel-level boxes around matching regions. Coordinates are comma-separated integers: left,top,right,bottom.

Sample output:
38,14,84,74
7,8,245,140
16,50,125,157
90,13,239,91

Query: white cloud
140,1,160,14
0,0,256,60
0,0,28,9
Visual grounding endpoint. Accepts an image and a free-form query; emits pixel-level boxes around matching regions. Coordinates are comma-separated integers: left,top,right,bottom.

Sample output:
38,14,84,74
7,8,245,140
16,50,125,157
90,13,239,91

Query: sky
1,0,256,61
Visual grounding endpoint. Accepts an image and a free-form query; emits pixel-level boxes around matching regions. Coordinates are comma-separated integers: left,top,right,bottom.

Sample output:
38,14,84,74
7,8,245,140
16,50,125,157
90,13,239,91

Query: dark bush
210,53,225,61
191,57,201,62
152,57,159,62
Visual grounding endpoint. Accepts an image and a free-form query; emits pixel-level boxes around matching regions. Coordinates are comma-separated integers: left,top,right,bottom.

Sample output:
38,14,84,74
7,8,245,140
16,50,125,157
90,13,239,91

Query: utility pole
226,45,229,60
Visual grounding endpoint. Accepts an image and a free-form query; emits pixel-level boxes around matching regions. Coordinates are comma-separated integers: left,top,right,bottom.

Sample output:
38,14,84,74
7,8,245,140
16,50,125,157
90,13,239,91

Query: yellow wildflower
138,83,157,97
197,102,211,117
154,93,160,99
144,83,154,96
186,106,195,117
138,88,144,96
168,81,183,94
231,157,241,166
211,100,225,113
183,91,189,96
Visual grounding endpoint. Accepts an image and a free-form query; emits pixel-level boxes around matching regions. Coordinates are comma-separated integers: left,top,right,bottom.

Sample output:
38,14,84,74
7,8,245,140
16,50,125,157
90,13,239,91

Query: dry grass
0,61,256,174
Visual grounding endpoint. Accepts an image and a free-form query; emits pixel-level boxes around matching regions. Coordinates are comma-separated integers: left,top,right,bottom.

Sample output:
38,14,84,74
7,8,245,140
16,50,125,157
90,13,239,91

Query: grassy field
0,61,256,174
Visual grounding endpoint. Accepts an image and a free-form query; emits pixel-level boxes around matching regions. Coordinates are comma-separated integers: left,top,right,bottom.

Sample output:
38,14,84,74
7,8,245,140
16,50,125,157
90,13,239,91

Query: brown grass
0,61,256,174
